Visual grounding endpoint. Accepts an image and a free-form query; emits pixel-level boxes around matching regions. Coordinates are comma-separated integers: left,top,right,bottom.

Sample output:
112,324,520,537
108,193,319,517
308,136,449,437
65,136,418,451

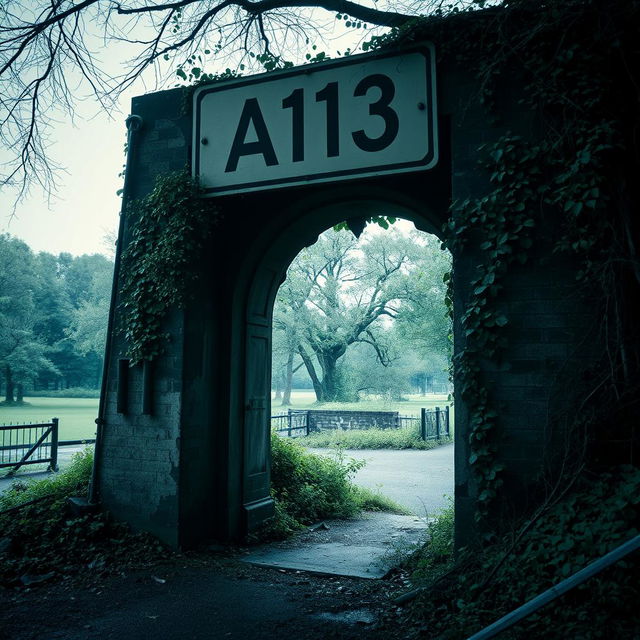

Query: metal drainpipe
88,114,143,505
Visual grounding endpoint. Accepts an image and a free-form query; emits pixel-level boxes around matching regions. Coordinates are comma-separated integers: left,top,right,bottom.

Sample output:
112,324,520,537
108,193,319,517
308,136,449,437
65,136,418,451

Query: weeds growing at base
0,435,410,584
300,426,452,450
402,468,639,639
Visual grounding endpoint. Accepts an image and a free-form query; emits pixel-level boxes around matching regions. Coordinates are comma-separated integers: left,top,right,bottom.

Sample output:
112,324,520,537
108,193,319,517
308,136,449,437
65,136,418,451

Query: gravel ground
1,545,417,640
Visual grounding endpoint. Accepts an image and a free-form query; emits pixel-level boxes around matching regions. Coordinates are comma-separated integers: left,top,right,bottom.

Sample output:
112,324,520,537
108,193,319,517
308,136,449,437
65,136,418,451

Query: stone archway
233,186,446,538
96,47,600,551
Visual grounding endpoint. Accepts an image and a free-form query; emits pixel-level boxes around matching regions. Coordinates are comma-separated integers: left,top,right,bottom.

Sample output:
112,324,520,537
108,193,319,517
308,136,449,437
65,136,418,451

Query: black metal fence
271,410,310,437
0,418,59,474
271,406,451,441
397,414,420,430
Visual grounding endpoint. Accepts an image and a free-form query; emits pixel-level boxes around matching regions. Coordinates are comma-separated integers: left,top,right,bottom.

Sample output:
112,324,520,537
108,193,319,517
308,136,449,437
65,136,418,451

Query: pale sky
0,19,388,258
1,109,127,257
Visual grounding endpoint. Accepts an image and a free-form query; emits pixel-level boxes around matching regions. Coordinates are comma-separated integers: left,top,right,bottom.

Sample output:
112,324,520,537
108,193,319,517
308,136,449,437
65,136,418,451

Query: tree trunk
4,366,14,403
273,373,282,401
298,347,324,402
319,357,339,402
16,383,24,403
281,349,295,406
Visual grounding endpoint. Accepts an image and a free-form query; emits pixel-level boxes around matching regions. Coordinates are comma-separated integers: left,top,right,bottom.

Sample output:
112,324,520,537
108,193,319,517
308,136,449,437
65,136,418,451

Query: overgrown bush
0,448,94,511
352,485,413,516
261,434,363,538
409,497,455,579
258,433,408,539
404,467,640,639
300,427,451,450
0,449,166,585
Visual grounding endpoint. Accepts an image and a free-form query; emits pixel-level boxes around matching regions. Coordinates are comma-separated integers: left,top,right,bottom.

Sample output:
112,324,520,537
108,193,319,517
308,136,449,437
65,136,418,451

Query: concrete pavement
310,444,454,517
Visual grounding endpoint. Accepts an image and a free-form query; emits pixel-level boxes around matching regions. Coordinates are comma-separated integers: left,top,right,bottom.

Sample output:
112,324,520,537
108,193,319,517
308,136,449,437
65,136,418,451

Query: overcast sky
1,108,127,257
0,19,385,258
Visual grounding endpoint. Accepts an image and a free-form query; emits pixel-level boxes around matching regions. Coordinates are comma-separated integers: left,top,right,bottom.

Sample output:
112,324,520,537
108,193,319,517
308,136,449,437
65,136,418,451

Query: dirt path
1,548,413,640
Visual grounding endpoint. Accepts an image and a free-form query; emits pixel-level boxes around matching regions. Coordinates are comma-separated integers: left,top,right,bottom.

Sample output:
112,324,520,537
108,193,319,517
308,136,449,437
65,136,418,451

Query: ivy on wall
365,0,640,526
118,0,638,530
446,137,541,523
119,171,220,364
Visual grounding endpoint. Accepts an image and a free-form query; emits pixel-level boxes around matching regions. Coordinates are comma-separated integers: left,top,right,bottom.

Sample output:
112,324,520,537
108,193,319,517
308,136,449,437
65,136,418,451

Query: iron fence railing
398,414,420,430
271,410,310,437
398,407,450,439
271,406,451,440
418,406,450,440
0,418,59,474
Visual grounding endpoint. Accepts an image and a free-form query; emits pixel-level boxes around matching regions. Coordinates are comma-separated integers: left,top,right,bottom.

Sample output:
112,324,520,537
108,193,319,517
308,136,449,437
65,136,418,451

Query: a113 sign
193,46,437,196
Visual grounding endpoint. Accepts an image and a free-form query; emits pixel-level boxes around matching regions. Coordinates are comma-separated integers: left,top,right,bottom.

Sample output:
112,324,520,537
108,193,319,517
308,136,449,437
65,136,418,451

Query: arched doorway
234,186,447,538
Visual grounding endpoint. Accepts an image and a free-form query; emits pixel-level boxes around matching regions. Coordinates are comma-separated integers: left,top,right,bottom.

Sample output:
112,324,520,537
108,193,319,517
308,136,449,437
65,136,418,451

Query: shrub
409,497,454,579
300,426,451,450
25,388,101,398
0,447,94,511
404,467,640,639
263,434,363,538
258,434,412,539
351,486,413,515
0,449,166,585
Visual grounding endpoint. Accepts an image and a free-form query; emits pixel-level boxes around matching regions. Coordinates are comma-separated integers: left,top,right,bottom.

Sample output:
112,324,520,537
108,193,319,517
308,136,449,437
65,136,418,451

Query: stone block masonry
307,410,400,432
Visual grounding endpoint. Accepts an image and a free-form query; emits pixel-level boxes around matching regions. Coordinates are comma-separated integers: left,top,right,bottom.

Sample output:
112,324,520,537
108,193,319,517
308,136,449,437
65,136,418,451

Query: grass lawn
0,397,99,441
271,390,453,417
0,390,453,443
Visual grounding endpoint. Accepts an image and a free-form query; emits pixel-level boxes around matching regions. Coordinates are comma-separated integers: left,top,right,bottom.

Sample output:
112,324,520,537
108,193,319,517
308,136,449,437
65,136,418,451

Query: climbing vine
122,0,638,528
364,0,640,526
119,171,220,364
446,137,541,523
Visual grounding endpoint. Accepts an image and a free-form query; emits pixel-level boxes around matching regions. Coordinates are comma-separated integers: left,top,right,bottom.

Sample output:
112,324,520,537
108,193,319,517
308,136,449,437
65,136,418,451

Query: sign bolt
201,137,208,145
417,102,426,111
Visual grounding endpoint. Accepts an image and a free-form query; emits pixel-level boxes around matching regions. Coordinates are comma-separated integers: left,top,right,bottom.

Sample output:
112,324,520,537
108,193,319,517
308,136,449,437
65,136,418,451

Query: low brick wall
307,410,399,432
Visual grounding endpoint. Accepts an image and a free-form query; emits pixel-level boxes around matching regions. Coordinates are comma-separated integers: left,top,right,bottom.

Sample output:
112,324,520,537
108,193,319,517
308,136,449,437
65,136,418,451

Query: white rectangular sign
193,46,437,196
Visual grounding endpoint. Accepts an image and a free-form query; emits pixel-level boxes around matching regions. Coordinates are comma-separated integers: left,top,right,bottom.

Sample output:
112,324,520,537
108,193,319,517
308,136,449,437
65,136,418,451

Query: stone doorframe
228,185,447,539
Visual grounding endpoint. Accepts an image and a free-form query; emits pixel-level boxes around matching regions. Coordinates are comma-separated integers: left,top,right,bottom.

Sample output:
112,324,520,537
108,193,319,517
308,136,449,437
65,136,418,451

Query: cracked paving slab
242,512,427,578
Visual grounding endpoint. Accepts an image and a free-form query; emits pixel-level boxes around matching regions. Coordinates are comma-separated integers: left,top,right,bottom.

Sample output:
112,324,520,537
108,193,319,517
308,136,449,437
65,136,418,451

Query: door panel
242,323,274,524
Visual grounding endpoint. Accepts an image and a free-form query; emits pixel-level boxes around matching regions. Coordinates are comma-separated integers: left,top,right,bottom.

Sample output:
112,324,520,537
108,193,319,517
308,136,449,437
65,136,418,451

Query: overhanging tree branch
116,0,415,28
0,0,450,200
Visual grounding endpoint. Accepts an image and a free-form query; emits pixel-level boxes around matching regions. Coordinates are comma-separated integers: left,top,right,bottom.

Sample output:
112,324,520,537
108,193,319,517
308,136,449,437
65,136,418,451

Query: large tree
0,0,475,200
0,235,114,399
0,235,57,402
65,258,113,383
273,224,449,402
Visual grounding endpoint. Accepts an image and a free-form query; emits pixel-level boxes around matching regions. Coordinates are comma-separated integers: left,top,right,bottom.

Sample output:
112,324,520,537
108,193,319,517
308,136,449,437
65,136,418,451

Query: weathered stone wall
98,91,193,547
307,410,400,432
98,45,606,549
441,65,600,539
99,312,184,546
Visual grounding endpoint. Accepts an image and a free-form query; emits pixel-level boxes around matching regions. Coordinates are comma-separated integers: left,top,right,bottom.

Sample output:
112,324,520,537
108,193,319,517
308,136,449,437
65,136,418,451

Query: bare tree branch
0,0,455,202
118,0,414,27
